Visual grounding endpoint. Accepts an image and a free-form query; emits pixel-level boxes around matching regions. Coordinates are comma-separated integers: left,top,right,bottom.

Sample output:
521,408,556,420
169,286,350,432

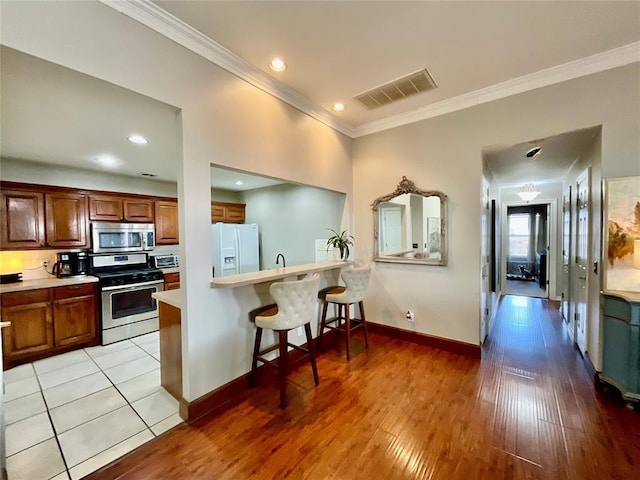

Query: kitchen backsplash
16,245,180,280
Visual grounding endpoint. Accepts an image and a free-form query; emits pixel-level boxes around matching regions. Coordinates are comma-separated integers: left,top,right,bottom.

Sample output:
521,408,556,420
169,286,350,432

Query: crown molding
100,1,638,140
354,41,640,137
98,0,356,138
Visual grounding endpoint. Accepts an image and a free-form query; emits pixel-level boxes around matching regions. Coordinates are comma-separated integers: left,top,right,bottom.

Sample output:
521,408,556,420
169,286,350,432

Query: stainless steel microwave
91,222,155,254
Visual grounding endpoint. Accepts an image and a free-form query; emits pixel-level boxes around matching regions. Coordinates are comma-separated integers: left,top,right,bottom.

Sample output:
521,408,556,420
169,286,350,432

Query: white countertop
210,261,352,288
153,289,182,309
0,275,99,293
603,290,640,303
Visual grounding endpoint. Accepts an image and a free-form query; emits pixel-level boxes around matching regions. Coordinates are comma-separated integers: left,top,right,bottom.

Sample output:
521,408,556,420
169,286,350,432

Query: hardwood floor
87,296,640,479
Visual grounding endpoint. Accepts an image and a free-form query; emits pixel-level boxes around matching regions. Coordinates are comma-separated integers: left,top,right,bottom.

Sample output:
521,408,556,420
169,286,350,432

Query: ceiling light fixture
235,181,244,186
269,58,287,72
332,103,345,112
517,183,540,202
95,155,121,168
525,146,542,159
128,134,148,145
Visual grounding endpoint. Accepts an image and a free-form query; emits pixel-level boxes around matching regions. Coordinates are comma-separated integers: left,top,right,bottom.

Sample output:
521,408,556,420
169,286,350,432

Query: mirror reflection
372,177,447,266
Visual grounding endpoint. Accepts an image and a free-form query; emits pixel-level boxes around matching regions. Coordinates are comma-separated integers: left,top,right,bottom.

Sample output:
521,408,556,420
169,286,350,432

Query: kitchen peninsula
152,260,350,420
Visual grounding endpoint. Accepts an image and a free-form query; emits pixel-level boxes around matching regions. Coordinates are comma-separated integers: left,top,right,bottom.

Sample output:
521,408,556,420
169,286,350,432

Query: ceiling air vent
354,68,437,110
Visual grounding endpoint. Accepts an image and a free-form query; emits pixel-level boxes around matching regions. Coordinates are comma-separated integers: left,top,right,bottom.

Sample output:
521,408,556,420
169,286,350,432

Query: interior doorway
504,203,549,298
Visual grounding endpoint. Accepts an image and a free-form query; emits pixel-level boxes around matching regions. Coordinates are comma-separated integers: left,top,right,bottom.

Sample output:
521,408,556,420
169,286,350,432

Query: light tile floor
3,332,184,480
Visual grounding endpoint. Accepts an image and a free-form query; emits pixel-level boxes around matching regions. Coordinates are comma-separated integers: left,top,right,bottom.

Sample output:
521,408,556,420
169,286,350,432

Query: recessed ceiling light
332,103,345,112
95,155,121,168
235,181,244,186
269,58,287,72
128,134,148,145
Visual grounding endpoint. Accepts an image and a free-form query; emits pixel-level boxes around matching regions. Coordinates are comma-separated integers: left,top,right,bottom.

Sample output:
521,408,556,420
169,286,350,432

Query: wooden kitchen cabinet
0,189,45,248
163,272,180,290
52,283,97,347
89,195,124,221
89,195,154,222
1,283,99,369
124,198,154,222
155,201,179,245
211,201,246,223
45,192,89,248
1,289,53,366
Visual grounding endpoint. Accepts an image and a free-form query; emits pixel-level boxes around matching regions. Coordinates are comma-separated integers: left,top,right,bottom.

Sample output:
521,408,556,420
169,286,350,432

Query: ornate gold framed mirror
371,176,447,266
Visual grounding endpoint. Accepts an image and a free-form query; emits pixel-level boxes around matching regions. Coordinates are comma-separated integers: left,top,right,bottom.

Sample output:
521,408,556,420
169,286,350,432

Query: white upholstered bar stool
317,265,372,361
249,273,320,408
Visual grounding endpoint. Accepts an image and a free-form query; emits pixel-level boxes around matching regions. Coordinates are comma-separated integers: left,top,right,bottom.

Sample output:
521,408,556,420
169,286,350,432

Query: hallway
88,296,640,480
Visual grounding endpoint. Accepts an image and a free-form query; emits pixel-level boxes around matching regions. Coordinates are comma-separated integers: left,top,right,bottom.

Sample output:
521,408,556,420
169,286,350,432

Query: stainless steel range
90,253,164,345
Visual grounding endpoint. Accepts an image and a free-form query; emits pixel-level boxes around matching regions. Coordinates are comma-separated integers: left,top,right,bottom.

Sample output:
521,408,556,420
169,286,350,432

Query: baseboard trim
179,372,251,423
582,350,598,383
179,325,480,422
367,322,481,358
179,330,339,423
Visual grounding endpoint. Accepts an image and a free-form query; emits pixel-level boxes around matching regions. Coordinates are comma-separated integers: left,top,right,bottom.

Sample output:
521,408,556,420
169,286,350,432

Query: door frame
500,198,559,299
572,168,591,353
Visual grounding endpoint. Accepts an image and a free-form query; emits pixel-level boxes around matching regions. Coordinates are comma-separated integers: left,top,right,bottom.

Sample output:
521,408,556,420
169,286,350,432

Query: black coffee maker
53,251,89,278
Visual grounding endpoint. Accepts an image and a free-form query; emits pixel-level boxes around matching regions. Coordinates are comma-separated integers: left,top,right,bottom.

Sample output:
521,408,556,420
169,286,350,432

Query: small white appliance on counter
211,223,259,277
149,253,179,269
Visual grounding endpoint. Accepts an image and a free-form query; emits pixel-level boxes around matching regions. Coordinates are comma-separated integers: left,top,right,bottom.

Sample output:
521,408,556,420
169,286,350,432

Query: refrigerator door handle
235,226,241,274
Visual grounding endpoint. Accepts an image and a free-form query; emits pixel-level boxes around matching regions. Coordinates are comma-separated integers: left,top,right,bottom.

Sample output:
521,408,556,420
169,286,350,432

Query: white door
480,182,490,343
574,170,590,354
381,206,402,252
561,186,572,334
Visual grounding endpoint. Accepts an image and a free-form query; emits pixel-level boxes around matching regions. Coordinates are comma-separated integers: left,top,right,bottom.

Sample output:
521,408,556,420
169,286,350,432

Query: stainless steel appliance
90,252,164,345
53,250,89,278
149,253,179,269
91,222,155,254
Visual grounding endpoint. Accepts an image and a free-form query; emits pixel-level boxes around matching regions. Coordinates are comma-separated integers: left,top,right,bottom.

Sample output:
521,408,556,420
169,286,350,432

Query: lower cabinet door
53,294,97,347
2,302,53,358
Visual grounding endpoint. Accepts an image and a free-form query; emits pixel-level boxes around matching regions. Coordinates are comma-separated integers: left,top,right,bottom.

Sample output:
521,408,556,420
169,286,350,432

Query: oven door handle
101,279,164,292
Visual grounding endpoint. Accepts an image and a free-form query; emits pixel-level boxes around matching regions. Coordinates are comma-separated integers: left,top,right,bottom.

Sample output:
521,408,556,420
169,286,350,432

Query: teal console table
600,291,640,408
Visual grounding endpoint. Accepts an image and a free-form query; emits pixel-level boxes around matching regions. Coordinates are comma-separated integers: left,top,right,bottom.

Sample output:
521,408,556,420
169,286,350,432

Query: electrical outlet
43,261,49,269
405,310,414,322
297,326,303,336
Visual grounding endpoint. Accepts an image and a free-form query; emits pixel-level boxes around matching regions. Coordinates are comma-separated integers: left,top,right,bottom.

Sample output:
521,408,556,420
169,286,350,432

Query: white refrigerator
212,223,260,277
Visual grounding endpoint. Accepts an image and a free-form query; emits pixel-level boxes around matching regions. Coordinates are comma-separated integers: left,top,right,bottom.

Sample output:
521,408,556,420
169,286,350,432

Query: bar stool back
249,273,320,408
317,265,371,360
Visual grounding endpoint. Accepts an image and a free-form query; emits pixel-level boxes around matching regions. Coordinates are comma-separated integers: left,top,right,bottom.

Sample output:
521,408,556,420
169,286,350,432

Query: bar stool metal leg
278,330,288,408
249,327,263,388
360,300,369,349
304,323,319,385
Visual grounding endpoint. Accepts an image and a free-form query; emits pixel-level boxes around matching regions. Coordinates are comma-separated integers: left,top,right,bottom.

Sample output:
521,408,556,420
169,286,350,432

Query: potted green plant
326,228,354,261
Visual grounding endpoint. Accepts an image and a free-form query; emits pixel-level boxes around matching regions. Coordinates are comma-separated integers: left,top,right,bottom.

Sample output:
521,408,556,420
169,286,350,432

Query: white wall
211,188,242,203
0,157,178,197
353,63,640,347
240,184,346,269
1,0,352,402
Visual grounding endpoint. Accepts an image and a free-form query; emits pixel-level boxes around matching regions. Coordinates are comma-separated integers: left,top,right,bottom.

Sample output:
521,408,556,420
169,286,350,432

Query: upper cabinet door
89,195,124,221
225,204,246,223
0,189,45,248
124,199,154,222
211,202,246,223
45,192,88,247
155,200,179,245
